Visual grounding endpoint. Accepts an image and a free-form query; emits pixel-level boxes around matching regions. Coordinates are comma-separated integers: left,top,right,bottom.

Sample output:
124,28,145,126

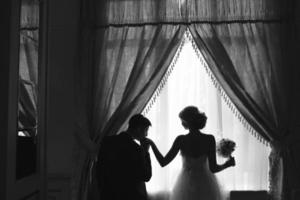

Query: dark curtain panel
189,22,294,200
73,22,185,199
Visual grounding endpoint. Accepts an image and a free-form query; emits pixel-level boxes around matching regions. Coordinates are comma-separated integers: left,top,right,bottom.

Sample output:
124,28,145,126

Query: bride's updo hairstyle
179,106,207,130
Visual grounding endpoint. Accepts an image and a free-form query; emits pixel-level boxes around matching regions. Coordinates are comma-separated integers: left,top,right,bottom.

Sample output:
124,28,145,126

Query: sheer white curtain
144,35,270,195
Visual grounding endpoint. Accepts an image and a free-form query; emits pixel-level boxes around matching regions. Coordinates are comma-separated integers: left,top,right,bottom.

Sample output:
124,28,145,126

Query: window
144,34,270,194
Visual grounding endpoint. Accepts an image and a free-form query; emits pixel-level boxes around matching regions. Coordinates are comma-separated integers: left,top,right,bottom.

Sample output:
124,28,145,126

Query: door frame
1,0,48,199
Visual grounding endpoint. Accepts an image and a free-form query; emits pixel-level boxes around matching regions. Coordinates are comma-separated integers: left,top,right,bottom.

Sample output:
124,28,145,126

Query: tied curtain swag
73,0,296,200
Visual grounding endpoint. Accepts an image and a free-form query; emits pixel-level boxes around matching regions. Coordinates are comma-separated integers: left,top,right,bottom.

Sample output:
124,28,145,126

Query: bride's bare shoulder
174,134,186,143
176,134,186,140
201,133,215,138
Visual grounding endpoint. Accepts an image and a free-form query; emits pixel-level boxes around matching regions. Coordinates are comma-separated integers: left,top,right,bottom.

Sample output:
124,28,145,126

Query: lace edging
142,34,186,115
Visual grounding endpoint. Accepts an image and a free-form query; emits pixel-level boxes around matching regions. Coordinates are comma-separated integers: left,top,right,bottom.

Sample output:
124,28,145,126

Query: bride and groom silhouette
96,106,235,200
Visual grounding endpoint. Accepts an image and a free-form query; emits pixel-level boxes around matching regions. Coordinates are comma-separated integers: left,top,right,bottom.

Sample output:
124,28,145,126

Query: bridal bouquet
216,138,236,158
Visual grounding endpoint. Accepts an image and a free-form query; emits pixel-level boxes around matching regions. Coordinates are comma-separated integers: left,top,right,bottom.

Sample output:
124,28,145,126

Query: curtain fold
189,23,288,142
92,25,185,140
189,23,292,200
73,24,186,200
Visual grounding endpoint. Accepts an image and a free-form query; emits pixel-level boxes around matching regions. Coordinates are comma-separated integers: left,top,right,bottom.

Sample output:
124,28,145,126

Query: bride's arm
148,136,182,167
208,135,235,173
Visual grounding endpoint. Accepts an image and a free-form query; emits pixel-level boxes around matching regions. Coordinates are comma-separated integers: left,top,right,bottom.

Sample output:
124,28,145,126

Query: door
0,0,48,199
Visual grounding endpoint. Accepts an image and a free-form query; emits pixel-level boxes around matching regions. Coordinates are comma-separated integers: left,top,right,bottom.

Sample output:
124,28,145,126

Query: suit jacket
97,132,152,200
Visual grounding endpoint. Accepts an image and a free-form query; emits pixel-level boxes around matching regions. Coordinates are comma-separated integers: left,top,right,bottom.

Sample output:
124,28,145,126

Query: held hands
140,138,153,152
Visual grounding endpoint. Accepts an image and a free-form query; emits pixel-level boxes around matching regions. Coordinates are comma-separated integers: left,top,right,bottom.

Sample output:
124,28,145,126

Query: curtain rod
20,27,39,31
95,19,286,28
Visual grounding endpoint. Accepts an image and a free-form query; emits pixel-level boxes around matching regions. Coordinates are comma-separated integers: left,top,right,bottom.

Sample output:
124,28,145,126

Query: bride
145,106,235,200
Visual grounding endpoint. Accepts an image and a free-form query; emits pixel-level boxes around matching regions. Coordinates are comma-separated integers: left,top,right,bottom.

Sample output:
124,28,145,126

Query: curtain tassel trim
185,30,269,147
143,35,186,115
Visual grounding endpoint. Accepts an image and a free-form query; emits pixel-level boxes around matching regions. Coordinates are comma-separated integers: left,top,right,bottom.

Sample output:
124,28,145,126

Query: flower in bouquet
216,138,236,158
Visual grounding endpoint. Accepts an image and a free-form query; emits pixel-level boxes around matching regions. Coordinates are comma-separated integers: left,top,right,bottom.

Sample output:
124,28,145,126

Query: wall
47,0,80,199
290,1,300,196
0,1,14,199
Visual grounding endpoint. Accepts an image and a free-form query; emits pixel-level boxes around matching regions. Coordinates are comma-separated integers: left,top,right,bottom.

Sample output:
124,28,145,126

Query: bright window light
144,35,270,194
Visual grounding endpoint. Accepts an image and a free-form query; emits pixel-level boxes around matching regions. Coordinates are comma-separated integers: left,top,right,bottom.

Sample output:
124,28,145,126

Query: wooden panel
47,174,71,200
292,189,300,200
21,192,39,200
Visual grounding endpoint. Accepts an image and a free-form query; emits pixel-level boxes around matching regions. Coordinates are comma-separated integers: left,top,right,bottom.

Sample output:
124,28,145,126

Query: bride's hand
225,156,235,167
140,138,153,151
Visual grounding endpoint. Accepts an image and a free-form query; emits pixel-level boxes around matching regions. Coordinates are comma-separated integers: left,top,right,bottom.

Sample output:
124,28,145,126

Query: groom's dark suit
97,132,152,200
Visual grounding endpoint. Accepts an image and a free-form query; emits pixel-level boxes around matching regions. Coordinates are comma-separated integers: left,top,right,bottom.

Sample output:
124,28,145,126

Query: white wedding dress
170,153,224,200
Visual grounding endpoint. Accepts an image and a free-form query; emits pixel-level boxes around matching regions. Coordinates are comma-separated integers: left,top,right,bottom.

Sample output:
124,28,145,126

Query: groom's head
128,114,151,141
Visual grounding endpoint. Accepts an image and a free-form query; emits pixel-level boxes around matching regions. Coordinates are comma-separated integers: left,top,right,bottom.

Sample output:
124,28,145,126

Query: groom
96,114,152,200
